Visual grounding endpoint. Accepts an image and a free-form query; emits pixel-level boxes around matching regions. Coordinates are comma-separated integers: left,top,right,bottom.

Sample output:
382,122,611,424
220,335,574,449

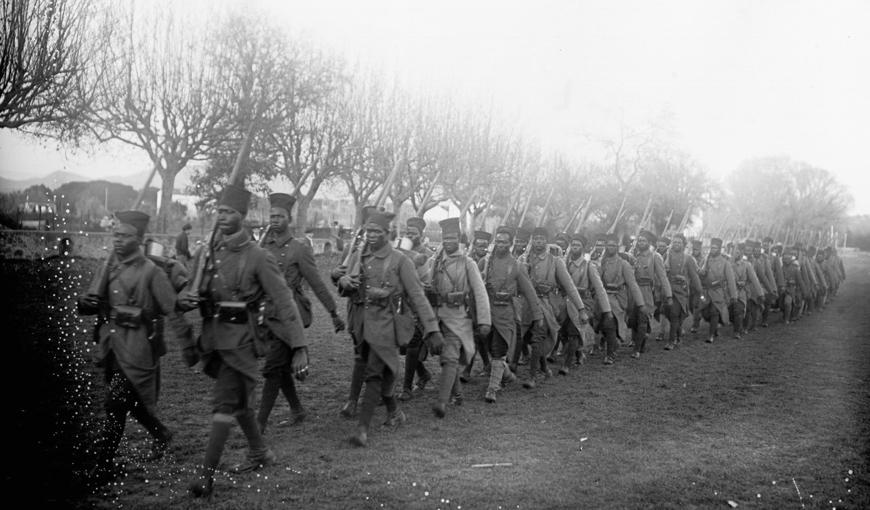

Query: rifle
606,194,627,235
628,195,654,254
676,202,692,234
415,168,443,216
659,209,674,238
573,195,594,234
189,120,258,299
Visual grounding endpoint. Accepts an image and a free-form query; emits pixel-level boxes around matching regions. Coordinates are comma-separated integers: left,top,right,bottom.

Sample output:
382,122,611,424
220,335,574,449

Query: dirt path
77,252,870,509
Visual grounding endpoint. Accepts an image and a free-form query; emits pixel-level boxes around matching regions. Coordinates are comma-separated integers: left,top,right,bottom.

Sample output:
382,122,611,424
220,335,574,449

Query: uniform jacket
262,228,337,328
732,257,766,305
479,252,541,358
664,250,702,315
87,249,177,413
598,253,645,321
633,248,672,310
522,249,586,344
782,260,808,298
345,243,439,374
700,254,738,323
770,254,785,289
424,248,491,361
190,229,307,381
564,255,611,316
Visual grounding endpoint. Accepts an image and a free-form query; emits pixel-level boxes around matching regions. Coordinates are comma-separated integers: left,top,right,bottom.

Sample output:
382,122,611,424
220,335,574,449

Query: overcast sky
1,0,868,214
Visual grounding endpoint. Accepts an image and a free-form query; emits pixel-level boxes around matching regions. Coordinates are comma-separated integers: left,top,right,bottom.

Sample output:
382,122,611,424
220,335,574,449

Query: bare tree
1,0,98,131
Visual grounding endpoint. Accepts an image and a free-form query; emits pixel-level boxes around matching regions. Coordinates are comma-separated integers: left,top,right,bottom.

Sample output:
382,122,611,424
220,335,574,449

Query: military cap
793,241,804,250
515,228,531,243
361,205,381,224
737,242,746,251
406,216,427,233
219,184,252,215
460,232,469,245
659,236,671,245
365,211,395,231
571,233,588,246
638,229,657,243
772,244,784,254
604,233,619,243
710,237,723,248
268,193,296,215
114,210,150,238
532,226,550,240
762,236,774,243
473,230,492,242
672,233,687,243
595,233,608,244
496,225,515,240
807,246,817,255
691,239,703,248
555,232,571,243
439,217,461,241
182,223,192,231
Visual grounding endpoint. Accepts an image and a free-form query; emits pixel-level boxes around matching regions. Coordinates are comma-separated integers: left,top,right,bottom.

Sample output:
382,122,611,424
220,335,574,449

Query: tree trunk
156,168,178,234
295,193,311,237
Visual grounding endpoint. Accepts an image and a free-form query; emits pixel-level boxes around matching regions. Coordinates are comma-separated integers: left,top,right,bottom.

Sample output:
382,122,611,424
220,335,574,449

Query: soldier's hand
640,304,653,315
291,347,310,381
730,298,738,307
338,274,360,291
182,346,199,368
177,291,200,311
77,294,101,315
331,312,346,333
426,331,444,355
665,296,673,307
476,324,491,338
578,308,590,324
331,265,347,283
532,318,545,331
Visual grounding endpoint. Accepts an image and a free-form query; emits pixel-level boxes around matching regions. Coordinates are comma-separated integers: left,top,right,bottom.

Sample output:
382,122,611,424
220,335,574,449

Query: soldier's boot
350,377,381,447
382,396,406,427
559,336,580,375
486,358,506,403
399,347,419,400
341,359,365,418
257,375,281,434
433,362,457,418
131,404,173,461
189,414,233,498
231,410,275,473
476,345,491,376
460,363,472,383
279,372,306,424
523,346,540,389
450,369,464,406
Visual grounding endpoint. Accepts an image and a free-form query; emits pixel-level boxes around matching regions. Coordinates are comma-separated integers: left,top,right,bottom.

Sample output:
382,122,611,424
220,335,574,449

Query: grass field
9,251,870,509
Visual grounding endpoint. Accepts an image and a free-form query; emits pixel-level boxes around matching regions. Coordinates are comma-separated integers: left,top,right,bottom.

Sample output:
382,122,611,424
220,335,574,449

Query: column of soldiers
77,182,847,500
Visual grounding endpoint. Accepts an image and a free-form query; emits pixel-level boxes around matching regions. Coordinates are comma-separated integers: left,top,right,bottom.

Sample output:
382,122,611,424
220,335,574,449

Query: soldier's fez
659,236,671,245
639,229,657,244
366,211,395,232
219,184,252,215
440,217,461,241
673,233,686,243
114,210,150,238
710,237,723,247
474,230,492,242
692,239,703,248
572,233,588,247
361,205,381,224
532,226,550,240
269,193,296,215
407,216,427,233
496,226,515,240
515,228,531,243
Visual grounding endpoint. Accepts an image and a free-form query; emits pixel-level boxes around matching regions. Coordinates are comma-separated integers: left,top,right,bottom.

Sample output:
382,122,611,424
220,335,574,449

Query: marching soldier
662,234,701,350
460,229,494,381
689,238,704,334
397,216,436,401
748,240,776,329
807,246,828,310
336,211,443,446
256,193,345,434
479,226,541,402
77,211,181,483
423,218,491,416
780,246,808,323
562,233,612,373
597,233,644,364
698,237,738,343
512,228,531,258
518,226,588,386
629,230,671,358
730,243,766,338
554,232,571,255
177,185,310,498
470,230,491,264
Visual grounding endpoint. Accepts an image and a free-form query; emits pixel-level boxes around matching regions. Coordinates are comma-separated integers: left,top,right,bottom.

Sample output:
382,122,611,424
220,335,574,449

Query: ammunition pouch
577,288,591,300
443,291,468,308
424,288,441,307
636,277,653,287
708,280,722,289
216,301,249,324
112,305,144,328
604,283,622,294
491,291,514,306
736,281,747,290
534,282,555,297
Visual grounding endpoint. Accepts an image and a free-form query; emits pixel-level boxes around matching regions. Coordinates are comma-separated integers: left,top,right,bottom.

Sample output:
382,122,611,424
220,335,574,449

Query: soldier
562,233,612,373
595,233,643,365
747,239,776,329
397,216,436,401
460,229,493,382
333,205,381,417
423,218,491,416
77,211,181,483
807,246,828,310
175,222,193,268
518,226,588,386
178,185,309,498
698,237,738,343
479,226,541,402
821,246,841,297
652,235,671,341
764,237,785,308
730,243,765,338
689,239,704,334
554,232,571,254
780,247,808,323
662,234,702,350
512,228,531,259
336,211,443,446
256,193,345,434
629,230,672,358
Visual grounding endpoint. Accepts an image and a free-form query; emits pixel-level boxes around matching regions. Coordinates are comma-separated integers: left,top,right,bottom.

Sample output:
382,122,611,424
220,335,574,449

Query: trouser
526,320,552,379
100,361,170,466
628,307,650,354
401,326,431,391
358,341,397,429
437,329,465,405
599,313,619,358
559,319,582,367
666,301,686,344
487,328,514,392
258,334,303,432
464,332,491,376
706,305,721,338
730,300,746,336
746,299,760,331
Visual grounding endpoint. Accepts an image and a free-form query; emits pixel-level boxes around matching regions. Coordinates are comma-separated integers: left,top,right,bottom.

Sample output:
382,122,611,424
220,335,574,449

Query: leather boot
279,373,307,425
433,361,457,418
486,358,506,403
189,415,233,498
257,375,281,434
231,410,274,473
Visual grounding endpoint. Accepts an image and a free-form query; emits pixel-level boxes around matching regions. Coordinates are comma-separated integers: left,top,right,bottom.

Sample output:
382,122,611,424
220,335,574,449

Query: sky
1,0,869,214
